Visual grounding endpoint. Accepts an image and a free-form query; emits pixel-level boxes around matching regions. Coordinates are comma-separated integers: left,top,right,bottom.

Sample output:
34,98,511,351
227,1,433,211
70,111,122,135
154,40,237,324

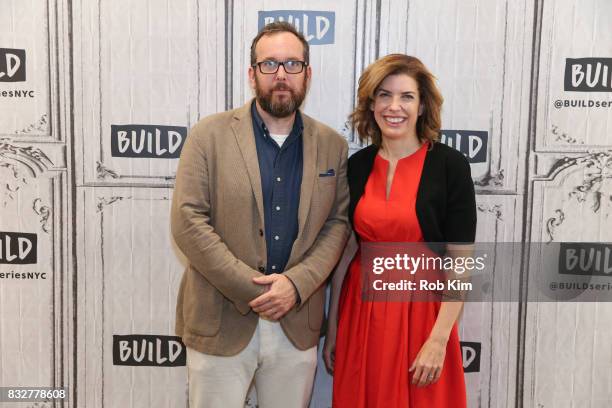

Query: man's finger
253,301,277,314
249,291,273,308
271,310,285,320
262,308,284,321
253,275,277,285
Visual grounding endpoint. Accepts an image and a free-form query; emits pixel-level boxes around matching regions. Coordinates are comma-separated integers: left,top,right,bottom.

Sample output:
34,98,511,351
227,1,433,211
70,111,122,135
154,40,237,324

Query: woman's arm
409,148,476,387
409,243,473,387
430,243,474,336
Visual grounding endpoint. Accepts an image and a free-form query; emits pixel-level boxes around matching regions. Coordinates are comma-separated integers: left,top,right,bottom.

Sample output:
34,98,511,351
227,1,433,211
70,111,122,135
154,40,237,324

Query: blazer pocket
317,175,336,187
307,289,325,331
313,177,336,216
183,266,223,337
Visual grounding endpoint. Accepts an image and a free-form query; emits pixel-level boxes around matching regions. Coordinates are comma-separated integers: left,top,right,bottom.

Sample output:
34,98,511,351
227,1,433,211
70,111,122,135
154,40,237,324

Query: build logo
0,48,26,82
113,334,186,367
258,11,335,45
460,341,481,373
110,125,188,158
564,58,612,92
440,130,488,164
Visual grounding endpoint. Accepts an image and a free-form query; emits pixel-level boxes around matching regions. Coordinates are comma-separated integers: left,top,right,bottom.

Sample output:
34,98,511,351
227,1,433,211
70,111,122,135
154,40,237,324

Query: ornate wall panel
72,0,224,186
534,0,612,152
76,187,186,408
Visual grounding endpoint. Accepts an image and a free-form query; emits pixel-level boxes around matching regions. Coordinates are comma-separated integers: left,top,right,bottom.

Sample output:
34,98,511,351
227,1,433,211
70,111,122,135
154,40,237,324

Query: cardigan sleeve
443,153,477,243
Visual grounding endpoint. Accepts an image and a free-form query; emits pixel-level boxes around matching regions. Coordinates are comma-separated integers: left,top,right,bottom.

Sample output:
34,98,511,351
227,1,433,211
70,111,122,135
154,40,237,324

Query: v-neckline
383,159,398,201
377,143,425,201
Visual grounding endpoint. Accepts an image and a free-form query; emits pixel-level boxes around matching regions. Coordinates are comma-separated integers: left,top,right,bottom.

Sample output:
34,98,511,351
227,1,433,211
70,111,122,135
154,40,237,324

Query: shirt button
275,206,280,211
276,177,281,182
274,235,280,241
271,265,277,270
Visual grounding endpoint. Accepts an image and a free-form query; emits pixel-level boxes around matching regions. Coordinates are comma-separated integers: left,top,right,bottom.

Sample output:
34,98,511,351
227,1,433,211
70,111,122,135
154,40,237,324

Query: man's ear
248,65,256,90
305,65,313,88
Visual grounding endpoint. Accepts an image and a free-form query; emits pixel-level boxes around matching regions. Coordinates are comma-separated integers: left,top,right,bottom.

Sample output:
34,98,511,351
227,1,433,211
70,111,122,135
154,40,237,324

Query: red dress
333,143,466,408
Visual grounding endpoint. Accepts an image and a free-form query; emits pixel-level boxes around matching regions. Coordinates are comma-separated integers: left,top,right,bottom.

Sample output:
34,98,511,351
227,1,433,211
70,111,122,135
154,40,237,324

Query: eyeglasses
252,60,308,74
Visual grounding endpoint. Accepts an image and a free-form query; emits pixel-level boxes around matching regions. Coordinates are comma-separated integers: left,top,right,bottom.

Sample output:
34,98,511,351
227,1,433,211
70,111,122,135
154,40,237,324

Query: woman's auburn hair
350,54,444,146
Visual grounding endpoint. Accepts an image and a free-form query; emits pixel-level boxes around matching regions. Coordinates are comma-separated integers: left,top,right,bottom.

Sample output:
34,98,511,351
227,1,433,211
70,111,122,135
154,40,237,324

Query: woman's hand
323,321,337,375
408,336,447,387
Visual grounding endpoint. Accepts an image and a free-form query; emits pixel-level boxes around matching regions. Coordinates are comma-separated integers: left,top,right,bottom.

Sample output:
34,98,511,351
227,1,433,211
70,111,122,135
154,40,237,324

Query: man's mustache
272,83,292,92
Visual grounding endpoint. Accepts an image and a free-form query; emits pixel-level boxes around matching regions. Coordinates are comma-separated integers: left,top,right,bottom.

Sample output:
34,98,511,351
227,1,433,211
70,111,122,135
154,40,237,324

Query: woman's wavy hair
350,54,443,146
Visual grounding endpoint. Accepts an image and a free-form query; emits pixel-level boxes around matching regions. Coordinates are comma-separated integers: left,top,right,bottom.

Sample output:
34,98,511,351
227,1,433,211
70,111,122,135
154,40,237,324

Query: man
171,22,349,408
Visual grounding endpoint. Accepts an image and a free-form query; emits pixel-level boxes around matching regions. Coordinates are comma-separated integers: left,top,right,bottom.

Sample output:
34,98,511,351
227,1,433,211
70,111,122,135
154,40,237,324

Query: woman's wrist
428,329,450,344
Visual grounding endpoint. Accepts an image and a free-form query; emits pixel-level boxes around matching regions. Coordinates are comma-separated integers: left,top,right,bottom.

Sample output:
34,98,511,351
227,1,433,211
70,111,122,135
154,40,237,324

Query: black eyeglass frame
251,60,309,74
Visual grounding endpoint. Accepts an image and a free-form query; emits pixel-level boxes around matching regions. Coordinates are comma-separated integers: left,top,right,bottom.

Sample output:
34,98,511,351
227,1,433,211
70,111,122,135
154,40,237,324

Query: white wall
1,0,611,407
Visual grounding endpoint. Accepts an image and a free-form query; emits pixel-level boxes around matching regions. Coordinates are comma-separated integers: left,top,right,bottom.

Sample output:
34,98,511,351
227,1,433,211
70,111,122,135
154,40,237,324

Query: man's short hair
250,21,310,65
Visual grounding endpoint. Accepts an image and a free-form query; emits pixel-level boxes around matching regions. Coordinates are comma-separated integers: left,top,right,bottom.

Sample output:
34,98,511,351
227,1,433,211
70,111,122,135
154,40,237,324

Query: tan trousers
186,319,318,408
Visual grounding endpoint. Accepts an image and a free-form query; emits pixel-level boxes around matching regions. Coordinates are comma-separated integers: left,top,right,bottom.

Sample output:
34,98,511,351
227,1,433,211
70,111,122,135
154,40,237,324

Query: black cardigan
347,142,477,247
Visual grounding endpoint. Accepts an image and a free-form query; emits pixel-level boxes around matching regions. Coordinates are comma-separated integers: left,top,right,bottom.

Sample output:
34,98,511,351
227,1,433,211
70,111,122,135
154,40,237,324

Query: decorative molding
474,169,505,187
538,152,612,244
33,198,52,233
95,196,169,213
0,162,27,207
551,124,580,145
477,204,503,221
544,151,612,181
15,114,49,135
24,402,50,408
545,209,565,243
96,161,120,179
0,141,54,206
0,140,54,176
566,152,612,213
96,196,130,212
132,197,170,201
541,151,612,215
339,119,351,139
339,119,367,152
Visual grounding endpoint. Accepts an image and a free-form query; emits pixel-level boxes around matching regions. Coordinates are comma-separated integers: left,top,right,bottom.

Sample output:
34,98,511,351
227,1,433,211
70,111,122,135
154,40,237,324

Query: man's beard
255,77,308,118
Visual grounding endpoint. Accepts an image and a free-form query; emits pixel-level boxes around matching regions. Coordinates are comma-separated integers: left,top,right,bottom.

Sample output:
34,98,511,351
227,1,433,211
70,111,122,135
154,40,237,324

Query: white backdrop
1,0,611,407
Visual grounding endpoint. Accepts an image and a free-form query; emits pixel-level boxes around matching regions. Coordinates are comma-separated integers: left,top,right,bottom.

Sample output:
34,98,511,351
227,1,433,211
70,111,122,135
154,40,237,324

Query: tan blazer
172,100,350,356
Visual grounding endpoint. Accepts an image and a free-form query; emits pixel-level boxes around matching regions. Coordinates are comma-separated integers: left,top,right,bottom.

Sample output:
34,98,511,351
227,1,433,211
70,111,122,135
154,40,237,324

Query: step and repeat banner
0,0,611,407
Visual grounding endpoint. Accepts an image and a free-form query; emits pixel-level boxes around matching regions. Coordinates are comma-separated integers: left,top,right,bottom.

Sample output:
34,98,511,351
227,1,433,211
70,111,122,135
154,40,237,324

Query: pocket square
319,169,335,177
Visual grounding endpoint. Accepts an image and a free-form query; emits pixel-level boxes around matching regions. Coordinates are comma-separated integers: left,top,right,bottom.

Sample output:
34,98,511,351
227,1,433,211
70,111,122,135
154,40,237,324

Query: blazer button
258,266,265,272
259,229,264,236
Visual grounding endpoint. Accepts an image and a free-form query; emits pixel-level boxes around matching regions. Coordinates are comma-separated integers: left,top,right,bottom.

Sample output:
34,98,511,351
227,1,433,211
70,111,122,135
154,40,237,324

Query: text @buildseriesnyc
360,242,612,302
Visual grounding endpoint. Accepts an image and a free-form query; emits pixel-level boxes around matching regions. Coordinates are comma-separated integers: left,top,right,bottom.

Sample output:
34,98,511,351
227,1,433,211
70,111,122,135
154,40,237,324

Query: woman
324,54,477,407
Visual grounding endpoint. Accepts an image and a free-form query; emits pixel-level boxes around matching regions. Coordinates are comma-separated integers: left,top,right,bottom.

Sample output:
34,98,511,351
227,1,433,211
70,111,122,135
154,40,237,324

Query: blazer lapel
297,116,318,236
230,103,265,228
